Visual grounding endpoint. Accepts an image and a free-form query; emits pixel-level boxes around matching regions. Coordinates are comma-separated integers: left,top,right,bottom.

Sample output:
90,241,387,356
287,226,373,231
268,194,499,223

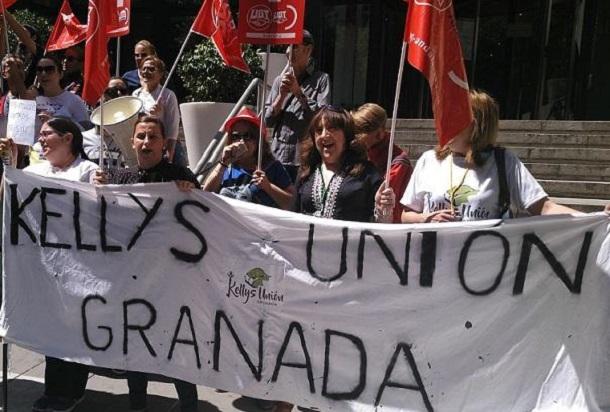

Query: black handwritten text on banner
2,168,610,411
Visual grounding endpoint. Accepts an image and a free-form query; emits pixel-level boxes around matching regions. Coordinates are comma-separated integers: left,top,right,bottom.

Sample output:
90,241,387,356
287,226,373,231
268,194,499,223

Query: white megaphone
90,96,143,168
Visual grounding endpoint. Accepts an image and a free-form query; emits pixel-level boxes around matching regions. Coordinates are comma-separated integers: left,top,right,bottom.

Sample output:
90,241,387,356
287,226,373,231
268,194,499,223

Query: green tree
177,39,263,103
7,9,51,52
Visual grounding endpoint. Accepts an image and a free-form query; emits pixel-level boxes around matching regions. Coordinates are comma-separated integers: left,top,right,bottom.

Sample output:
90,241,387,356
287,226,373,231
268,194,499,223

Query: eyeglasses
230,131,254,141
140,66,157,73
36,65,56,74
39,129,62,138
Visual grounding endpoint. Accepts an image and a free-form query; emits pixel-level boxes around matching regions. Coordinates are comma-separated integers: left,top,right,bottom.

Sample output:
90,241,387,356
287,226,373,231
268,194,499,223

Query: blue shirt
219,160,292,208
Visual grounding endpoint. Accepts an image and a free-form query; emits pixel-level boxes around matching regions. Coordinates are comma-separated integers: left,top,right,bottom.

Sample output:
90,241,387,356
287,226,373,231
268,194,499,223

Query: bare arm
202,162,226,193
401,206,459,223
527,197,579,216
2,11,37,55
252,169,295,210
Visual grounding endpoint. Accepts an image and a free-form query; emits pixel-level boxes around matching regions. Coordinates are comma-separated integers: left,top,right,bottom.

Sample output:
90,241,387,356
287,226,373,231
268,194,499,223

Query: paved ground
0,344,274,412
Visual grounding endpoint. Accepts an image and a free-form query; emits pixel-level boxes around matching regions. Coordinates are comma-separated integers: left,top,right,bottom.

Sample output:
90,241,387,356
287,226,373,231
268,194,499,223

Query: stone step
550,197,608,213
539,180,610,199
522,163,610,182
393,119,610,133
402,144,610,163
395,131,610,148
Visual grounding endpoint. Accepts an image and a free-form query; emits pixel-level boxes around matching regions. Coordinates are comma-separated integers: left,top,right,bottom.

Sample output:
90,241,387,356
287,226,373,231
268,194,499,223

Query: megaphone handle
98,96,105,169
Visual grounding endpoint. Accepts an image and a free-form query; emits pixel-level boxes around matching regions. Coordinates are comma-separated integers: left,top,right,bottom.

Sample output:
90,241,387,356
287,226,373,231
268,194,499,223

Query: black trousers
127,371,198,412
44,357,89,400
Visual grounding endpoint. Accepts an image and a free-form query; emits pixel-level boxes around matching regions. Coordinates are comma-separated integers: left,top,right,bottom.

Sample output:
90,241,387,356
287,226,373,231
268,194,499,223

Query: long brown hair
435,90,499,167
298,106,368,181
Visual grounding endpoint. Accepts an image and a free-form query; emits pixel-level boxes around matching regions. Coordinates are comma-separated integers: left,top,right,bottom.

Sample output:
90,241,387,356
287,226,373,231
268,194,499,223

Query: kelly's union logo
226,268,284,306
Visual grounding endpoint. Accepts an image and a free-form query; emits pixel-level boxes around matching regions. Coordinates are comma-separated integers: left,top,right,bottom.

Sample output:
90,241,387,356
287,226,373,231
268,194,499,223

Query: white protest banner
6,99,37,145
2,168,610,411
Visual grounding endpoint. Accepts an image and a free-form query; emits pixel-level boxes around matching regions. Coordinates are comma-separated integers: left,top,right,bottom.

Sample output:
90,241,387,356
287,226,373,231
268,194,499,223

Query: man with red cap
203,107,295,210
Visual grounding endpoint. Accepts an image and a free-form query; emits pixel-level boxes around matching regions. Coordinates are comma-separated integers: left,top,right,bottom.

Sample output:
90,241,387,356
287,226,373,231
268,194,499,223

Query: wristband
218,161,229,168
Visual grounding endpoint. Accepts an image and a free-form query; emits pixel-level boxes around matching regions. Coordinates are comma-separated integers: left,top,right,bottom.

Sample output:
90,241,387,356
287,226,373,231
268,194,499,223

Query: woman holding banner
397,90,577,223
294,105,382,221
1,117,96,412
203,107,295,210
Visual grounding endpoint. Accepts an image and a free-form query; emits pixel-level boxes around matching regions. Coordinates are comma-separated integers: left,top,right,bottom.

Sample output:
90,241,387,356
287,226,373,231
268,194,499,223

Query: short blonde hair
352,103,387,137
135,40,157,56
436,90,499,167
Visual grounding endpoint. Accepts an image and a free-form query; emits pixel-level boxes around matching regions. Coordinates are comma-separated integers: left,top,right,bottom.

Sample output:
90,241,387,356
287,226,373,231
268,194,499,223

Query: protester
352,103,412,223
93,114,198,411
203,107,295,210
264,29,330,183
293,105,382,221
132,55,184,165
122,40,157,91
60,45,84,95
0,54,37,136
1,117,96,412
35,55,90,129
0,10,42,86
82,78,129,165
399,90,578,223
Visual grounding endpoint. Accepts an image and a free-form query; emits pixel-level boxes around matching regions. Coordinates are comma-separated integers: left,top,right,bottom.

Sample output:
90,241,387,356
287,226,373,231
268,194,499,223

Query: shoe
32,395,81,412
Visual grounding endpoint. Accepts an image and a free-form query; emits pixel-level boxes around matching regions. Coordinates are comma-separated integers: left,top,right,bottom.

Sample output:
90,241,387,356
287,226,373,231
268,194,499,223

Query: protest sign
238,0,305,44
6,99,37,146
2,168,610,411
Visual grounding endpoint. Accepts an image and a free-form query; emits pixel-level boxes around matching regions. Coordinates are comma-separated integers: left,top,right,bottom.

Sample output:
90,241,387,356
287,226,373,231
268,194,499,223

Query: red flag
0,0,18,11
82,0,110,105
404,0,472,146
192,0,250,73
45,0,87,52
105,0,130,38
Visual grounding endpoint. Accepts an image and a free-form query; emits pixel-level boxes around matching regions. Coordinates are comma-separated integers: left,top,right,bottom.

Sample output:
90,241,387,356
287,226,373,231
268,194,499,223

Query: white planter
180,101,234,168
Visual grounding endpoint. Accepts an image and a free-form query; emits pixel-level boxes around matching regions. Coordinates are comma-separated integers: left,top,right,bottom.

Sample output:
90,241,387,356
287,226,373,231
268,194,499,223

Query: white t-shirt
36,91,89,125
132,85,179,141
400,149,547,220
24,157,97,183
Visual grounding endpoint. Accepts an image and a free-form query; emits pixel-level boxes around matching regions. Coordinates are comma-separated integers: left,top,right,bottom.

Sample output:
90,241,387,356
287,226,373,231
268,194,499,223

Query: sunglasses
230,131,254,141
36,65,56,74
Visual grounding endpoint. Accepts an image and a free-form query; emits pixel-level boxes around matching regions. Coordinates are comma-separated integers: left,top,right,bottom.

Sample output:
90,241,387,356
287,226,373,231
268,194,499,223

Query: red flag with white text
45,0,87,52
192,0,250,73
404,0,472,146
105,0,130,37
82,0,110,105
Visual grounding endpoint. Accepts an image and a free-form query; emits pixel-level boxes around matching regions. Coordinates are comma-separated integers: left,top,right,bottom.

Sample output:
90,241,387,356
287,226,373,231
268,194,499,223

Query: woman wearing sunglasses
35,55,89,129
293,105,382,222
203,107,295,210
132,55,183,165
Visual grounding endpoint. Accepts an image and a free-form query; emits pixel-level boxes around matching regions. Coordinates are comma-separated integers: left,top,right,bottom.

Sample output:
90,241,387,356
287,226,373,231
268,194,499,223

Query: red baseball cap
223,107,266,138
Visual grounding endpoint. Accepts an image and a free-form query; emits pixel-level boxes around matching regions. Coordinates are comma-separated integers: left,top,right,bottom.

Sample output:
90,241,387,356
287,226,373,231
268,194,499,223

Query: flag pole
257,44,271,170
156,29,193,105
0,0,10,54
115,37,121,77
98,94,105,169
385,41,407,187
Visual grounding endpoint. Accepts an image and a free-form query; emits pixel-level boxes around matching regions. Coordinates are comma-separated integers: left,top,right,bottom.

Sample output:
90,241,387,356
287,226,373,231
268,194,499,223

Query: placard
6,99,37,145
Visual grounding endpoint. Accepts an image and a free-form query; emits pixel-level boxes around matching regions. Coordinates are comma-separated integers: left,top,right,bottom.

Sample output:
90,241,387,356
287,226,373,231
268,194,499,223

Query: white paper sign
2,168,610,412
6,99,37,145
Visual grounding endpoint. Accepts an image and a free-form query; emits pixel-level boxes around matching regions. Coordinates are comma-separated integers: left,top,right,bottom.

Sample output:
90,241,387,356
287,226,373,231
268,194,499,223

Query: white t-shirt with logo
36,91,89,125
400,149,547,221
24,157,97,183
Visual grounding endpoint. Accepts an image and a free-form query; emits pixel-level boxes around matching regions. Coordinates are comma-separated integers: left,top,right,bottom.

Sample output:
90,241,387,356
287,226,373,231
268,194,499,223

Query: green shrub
7,9,52,52
177,39,263,103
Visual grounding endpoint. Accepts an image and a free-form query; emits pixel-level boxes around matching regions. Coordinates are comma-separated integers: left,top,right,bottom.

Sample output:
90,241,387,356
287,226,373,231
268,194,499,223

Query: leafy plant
7,9,52,53
177,39,263,104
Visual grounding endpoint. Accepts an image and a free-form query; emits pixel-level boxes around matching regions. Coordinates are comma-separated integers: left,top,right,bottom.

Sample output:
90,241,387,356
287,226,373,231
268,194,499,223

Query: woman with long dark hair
294,105,382,222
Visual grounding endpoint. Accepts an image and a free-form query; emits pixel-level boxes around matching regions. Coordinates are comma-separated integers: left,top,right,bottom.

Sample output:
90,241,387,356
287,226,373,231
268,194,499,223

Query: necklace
449,154,469,212
318,164,336,215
